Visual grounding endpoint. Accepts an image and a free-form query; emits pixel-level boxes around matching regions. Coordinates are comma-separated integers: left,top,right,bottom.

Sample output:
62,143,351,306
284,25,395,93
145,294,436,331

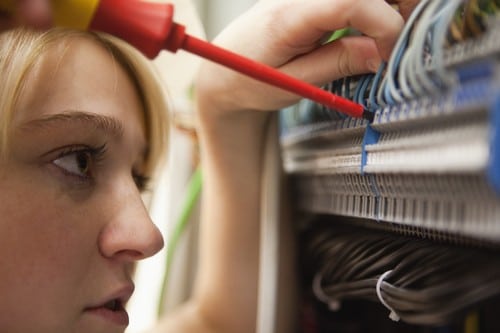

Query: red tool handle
89,0,174,59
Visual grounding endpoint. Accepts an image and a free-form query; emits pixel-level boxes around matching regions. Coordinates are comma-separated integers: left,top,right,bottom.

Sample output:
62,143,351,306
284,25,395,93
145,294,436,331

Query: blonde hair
0,27,169,175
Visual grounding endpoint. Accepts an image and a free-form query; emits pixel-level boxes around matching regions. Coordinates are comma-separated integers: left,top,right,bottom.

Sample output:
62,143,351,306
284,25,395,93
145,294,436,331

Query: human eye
52,144,107,182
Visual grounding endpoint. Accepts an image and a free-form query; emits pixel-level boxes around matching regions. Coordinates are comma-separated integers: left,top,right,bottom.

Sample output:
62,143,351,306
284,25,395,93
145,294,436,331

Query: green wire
324,27,352,43
157,166,203,316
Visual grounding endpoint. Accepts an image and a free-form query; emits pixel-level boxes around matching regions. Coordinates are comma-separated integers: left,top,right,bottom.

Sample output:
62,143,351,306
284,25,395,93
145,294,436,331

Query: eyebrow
20,110,124,139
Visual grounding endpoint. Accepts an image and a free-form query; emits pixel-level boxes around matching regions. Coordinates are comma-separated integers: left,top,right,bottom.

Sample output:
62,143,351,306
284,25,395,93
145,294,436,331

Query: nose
98,179,164,261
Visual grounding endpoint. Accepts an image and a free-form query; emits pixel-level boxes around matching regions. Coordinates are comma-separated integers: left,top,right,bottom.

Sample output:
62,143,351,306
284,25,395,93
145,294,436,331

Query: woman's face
0,37,164,333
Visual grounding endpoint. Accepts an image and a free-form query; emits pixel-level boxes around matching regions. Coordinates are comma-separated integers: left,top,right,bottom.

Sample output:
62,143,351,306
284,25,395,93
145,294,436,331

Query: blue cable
369,62,387,110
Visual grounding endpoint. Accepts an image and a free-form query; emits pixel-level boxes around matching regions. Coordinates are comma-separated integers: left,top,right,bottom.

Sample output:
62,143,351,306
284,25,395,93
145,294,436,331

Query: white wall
193,0,257,40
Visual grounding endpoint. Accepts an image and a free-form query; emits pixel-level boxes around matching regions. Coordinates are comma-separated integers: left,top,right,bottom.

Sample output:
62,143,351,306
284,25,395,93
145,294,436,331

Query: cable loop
376,270,400,322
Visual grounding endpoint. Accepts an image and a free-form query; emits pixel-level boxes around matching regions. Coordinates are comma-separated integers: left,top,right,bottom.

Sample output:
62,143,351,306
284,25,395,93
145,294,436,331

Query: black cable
301,221,500,326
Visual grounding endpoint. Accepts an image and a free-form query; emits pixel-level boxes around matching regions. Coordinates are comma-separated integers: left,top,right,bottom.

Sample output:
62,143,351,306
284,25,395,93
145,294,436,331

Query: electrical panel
279,1,500,332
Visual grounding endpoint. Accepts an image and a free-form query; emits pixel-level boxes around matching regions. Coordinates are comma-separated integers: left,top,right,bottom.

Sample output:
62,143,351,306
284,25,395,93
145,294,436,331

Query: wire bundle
301,222,500,326
280,0,500,131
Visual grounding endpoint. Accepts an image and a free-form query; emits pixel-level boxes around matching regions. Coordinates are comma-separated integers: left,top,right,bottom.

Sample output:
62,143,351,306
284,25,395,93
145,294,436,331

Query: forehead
13,36,146,137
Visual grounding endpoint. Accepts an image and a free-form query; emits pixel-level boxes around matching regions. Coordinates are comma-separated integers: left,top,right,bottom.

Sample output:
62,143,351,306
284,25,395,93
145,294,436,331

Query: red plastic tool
90,0,371,120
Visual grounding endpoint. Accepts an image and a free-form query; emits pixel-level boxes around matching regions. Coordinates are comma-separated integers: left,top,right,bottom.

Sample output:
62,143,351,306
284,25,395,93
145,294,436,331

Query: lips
85,284,134,327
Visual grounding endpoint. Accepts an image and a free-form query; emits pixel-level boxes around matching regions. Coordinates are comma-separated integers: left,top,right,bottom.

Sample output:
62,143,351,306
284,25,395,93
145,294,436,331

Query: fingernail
366,58,382,73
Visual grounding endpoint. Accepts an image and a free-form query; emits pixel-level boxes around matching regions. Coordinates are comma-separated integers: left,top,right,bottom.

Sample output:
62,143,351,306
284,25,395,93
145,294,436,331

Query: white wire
403,0,462,99
418,0,460,92
398,42,416,99
405,0,444,96
377,73,389,107
430,0,464,88
384,0,432,104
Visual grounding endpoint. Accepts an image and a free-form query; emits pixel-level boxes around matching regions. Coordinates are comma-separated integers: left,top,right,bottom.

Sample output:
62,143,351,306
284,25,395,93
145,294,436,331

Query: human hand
0,0,52,31
196,0,418,114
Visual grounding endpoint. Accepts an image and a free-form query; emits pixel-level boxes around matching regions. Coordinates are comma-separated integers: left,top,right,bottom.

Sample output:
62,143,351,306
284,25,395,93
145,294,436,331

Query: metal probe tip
362,109,374,122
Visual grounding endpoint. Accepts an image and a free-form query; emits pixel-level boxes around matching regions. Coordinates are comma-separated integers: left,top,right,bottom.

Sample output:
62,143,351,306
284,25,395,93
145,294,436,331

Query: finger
266,0,404,61
0,11,15,31
16,0,52,29
282,36,381,86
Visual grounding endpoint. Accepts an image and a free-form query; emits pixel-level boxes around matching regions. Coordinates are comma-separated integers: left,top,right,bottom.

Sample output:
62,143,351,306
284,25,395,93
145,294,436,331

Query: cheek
0,171,95,268
0,172,99,330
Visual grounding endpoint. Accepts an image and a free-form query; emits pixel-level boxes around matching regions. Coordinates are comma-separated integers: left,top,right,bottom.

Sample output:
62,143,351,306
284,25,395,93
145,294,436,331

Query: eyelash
133,172,150,192
51,144,150,192
52,144,107,183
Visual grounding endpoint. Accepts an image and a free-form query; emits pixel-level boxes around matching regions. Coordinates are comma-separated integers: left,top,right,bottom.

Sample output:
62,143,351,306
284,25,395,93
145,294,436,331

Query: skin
0,0,421,332
0,0,52,30
0,37,163,333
